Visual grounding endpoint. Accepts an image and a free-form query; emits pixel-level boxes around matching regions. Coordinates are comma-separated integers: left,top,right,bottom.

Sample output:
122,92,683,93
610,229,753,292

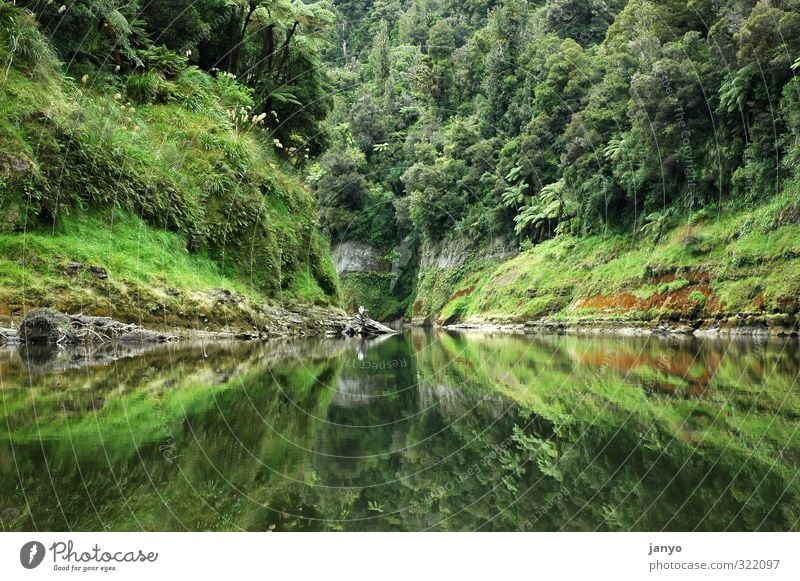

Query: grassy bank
0,211,340,328
0,6,339,325
412,188,800,329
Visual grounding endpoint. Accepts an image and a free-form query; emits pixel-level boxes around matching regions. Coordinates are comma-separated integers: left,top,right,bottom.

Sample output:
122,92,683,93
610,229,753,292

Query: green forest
1,0,799,329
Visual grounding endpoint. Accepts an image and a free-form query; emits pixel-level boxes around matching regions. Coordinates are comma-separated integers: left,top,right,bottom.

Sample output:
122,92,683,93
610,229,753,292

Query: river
1,331,798,531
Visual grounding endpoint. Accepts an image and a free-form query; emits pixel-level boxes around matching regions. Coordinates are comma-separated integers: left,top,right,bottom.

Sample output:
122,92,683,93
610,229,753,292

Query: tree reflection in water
0,331,798,531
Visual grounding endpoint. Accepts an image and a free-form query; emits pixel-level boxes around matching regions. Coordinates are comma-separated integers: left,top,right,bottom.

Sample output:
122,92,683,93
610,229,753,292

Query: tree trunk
276,21,300,81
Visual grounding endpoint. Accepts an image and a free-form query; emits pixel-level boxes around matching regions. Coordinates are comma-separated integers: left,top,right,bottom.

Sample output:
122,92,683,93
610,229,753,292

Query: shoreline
430,314,800,339
0,303,400,348
5,307,799,348
0,306,355,347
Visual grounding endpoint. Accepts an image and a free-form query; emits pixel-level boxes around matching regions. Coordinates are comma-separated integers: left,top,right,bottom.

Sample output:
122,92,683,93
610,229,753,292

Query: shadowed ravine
0,331,798,531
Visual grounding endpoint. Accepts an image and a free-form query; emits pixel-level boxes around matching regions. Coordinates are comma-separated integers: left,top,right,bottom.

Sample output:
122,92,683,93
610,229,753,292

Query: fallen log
341,307,398,338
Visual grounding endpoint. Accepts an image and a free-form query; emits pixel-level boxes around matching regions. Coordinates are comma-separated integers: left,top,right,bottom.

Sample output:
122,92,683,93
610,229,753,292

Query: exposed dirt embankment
425,267,799,338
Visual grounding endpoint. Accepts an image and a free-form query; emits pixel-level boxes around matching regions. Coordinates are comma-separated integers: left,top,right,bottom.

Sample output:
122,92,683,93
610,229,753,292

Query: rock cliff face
411,237,518,326
331,241,385,276
331,238,416,322
418,237,518,270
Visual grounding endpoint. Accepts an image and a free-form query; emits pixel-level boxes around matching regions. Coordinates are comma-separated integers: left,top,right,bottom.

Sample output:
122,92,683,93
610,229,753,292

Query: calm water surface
1,331,798,531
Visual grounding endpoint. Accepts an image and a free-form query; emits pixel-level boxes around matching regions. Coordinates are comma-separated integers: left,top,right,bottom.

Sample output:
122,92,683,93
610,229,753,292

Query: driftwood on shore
341,308,398,338
17,310,174,346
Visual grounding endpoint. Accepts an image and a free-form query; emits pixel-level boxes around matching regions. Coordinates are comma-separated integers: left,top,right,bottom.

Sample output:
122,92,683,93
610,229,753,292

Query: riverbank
1,24,339,331
0,303,396,347
0,304,352,347
410,190,800,338
440,316,799,338
0,209,350,341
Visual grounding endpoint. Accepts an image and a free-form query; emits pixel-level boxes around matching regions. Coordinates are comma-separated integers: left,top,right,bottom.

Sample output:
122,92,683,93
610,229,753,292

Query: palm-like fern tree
513,178,575,239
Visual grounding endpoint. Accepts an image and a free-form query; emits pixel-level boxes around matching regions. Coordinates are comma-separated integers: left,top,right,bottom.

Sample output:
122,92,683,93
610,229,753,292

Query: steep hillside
0,3,339,329
316,0,800,327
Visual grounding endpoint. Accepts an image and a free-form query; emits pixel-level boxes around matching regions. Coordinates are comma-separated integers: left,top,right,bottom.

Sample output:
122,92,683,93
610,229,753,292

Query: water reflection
0,331,798,531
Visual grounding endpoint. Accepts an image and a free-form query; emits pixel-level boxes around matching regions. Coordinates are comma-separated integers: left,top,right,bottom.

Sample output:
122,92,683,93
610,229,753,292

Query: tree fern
502,180,529,208
719,64,753,115
639,208,674,242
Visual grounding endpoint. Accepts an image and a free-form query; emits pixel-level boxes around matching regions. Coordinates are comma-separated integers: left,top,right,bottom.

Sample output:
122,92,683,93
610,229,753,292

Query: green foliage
340,272,405,320
688,290,707,304
6,0,800,320
23,0,147,67
318,0,800,296
657,279,689,295
0,6,339,304
139,0,224,55
514,179,577,239
125,71,173,103
413,191,800,323
0,3,59,80
140,45,189,78
640,209,675,243
0,211,252,315
312,146,368,225
15,0,334,154
501,167,529,208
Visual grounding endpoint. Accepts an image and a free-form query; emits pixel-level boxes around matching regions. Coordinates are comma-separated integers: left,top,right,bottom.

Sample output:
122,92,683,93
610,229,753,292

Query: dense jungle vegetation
322,0,800,244
315,0,800,321
1,0,799,324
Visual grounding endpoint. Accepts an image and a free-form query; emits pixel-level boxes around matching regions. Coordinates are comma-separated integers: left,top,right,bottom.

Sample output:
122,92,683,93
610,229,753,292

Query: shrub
688,290,706,304
0,6,59,81
126,71,174,104
140,45,188,79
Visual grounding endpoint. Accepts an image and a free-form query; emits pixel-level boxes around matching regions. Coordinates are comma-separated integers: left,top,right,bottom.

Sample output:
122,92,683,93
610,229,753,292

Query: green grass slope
413,188,800,330
0,7,338,324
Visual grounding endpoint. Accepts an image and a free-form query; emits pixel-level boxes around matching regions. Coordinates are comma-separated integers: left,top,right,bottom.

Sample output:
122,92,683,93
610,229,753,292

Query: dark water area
0,331,798,531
